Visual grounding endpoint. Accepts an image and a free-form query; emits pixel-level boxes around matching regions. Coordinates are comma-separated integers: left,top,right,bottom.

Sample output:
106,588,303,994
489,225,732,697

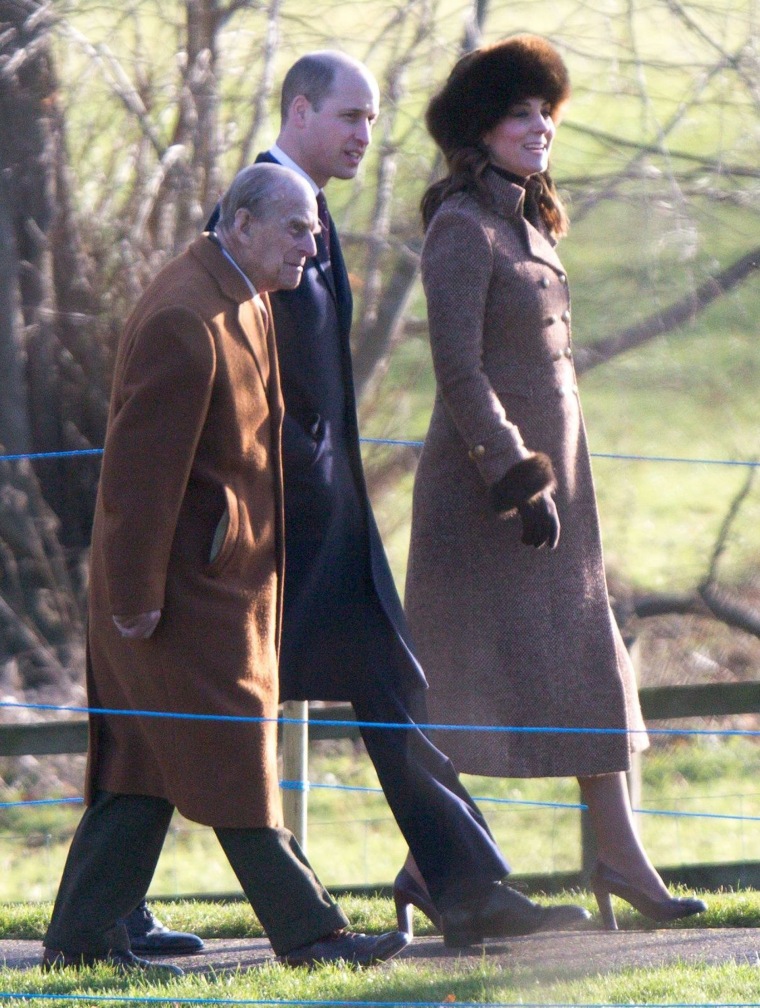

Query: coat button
551,350,563,361
469,444,486,460
564,347,573,358
559,273,567,284
540,276,550,288
545,314,557,325
557,386,566,397
561,309,571,323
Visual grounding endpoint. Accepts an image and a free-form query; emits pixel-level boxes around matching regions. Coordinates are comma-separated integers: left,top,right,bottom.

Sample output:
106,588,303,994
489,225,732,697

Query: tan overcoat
85,235,285,828
405,172,648,778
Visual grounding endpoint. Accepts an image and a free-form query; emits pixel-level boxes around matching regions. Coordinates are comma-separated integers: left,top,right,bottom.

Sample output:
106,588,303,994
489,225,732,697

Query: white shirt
269,145,320,196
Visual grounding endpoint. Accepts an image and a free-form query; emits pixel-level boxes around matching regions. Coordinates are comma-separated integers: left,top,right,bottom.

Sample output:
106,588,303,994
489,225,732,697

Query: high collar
482,168,530,221
480,171,559,251
488,164,528,188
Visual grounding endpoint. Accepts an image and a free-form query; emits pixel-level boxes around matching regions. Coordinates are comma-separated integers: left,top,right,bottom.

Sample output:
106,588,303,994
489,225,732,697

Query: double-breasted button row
557,383,579,397
551,347,573,361
539,273,568,288
544,309,571,326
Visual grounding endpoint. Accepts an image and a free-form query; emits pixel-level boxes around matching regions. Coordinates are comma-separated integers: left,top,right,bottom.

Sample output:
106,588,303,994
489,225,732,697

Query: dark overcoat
249,151,425,701
405,172,647,778
86,235,285,827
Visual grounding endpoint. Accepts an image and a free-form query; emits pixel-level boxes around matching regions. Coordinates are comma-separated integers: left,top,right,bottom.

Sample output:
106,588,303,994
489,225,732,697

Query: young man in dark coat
42,163,409,973
200,51,589,948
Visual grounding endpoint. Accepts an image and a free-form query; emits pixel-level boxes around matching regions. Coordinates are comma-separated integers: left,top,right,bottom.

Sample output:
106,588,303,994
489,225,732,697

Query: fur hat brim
426,34,571,158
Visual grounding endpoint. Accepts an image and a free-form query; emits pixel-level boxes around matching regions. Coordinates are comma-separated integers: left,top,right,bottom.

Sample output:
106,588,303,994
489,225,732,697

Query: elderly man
42,163,408,974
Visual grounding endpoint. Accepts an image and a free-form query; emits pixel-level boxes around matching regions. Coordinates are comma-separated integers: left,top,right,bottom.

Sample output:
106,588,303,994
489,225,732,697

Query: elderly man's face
236,184,319,293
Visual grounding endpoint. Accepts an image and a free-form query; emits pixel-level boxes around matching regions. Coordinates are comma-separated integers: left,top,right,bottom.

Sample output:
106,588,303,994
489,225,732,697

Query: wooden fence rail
2,682,759,757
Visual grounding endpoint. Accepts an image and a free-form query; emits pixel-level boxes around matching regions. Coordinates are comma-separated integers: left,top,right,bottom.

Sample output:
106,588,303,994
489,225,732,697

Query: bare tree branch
702,464,758,591
574,246,760,374
234,0,283,178
571,45,744,223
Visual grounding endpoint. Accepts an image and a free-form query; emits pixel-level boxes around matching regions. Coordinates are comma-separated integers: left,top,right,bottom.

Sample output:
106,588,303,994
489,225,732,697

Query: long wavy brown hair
421,143,569,238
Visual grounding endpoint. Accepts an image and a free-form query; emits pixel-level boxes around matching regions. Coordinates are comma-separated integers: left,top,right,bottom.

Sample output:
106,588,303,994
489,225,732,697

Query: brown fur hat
426,34,570,158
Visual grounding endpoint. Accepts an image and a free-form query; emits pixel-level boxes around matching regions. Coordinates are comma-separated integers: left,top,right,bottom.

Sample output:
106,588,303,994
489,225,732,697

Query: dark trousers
352,604,511,911
44,791,346,956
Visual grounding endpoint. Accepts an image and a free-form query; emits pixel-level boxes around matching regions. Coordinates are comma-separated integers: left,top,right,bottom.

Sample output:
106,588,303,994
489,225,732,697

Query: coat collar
190,233,255,305
188,234,270,394
482,170,565,272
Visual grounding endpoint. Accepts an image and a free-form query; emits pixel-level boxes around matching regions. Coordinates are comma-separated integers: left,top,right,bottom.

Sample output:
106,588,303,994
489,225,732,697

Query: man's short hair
217,163,289,230
280,51,357,123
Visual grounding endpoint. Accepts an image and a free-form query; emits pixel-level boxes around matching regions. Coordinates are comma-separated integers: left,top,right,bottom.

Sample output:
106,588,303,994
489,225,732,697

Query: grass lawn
3,955,760,1008
2,735,759,903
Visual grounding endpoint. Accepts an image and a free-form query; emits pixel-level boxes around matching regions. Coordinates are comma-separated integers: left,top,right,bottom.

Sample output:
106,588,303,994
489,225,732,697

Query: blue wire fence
2,445,760,466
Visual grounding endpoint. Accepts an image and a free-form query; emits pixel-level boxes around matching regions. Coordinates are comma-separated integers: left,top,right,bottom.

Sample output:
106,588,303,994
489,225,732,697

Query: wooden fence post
281,700,309,853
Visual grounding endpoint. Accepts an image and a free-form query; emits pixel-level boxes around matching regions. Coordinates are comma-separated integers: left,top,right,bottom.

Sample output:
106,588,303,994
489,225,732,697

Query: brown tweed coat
405,171,647,778
85,235,284,828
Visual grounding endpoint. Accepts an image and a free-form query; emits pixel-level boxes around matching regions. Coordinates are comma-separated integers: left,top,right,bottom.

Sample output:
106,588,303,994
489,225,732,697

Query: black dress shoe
42,947,184,976
441,881,591,947
280,928,410,968
124,901,204,955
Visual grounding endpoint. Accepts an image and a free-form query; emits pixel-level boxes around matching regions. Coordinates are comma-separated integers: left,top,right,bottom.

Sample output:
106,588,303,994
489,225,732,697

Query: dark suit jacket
207,155,424,700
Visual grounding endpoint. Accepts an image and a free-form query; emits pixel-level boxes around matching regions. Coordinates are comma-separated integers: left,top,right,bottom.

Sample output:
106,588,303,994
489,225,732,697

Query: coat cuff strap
489,452,556,515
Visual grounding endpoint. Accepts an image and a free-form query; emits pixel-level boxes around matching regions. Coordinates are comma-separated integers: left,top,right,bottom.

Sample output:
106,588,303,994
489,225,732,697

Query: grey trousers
43,791,347,956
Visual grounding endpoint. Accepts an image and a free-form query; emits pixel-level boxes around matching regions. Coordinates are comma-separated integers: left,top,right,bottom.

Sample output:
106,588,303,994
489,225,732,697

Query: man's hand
516,492,560,549
112,611,162,639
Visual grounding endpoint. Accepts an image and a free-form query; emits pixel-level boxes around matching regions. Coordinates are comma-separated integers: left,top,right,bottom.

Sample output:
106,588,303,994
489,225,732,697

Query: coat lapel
487,172,567,276
522,220,566,274
236,299,270,393
189,235,270,395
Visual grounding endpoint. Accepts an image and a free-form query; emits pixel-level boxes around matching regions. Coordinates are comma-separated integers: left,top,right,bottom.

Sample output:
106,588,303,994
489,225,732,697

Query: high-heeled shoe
393,867,443,937
590,861,707,931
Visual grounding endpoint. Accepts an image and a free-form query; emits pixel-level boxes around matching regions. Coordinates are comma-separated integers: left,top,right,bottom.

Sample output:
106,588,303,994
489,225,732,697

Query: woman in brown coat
404,35,705,930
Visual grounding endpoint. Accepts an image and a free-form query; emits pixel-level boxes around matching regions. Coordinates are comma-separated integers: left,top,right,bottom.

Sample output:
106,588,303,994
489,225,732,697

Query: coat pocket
206,485,241,575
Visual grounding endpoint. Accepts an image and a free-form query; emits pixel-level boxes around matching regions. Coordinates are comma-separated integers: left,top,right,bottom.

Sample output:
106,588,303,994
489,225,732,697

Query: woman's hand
517,492,560,549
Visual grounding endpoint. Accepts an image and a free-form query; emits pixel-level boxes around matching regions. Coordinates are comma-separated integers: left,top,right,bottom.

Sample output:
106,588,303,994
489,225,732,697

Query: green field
1,734,759,903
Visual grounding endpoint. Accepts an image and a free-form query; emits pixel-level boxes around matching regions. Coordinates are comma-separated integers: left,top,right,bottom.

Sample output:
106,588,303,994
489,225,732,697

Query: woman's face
482,96,556,178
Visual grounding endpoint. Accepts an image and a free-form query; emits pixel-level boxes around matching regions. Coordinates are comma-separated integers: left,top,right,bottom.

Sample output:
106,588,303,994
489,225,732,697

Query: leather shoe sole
42,948,184,976
280,928,410,968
